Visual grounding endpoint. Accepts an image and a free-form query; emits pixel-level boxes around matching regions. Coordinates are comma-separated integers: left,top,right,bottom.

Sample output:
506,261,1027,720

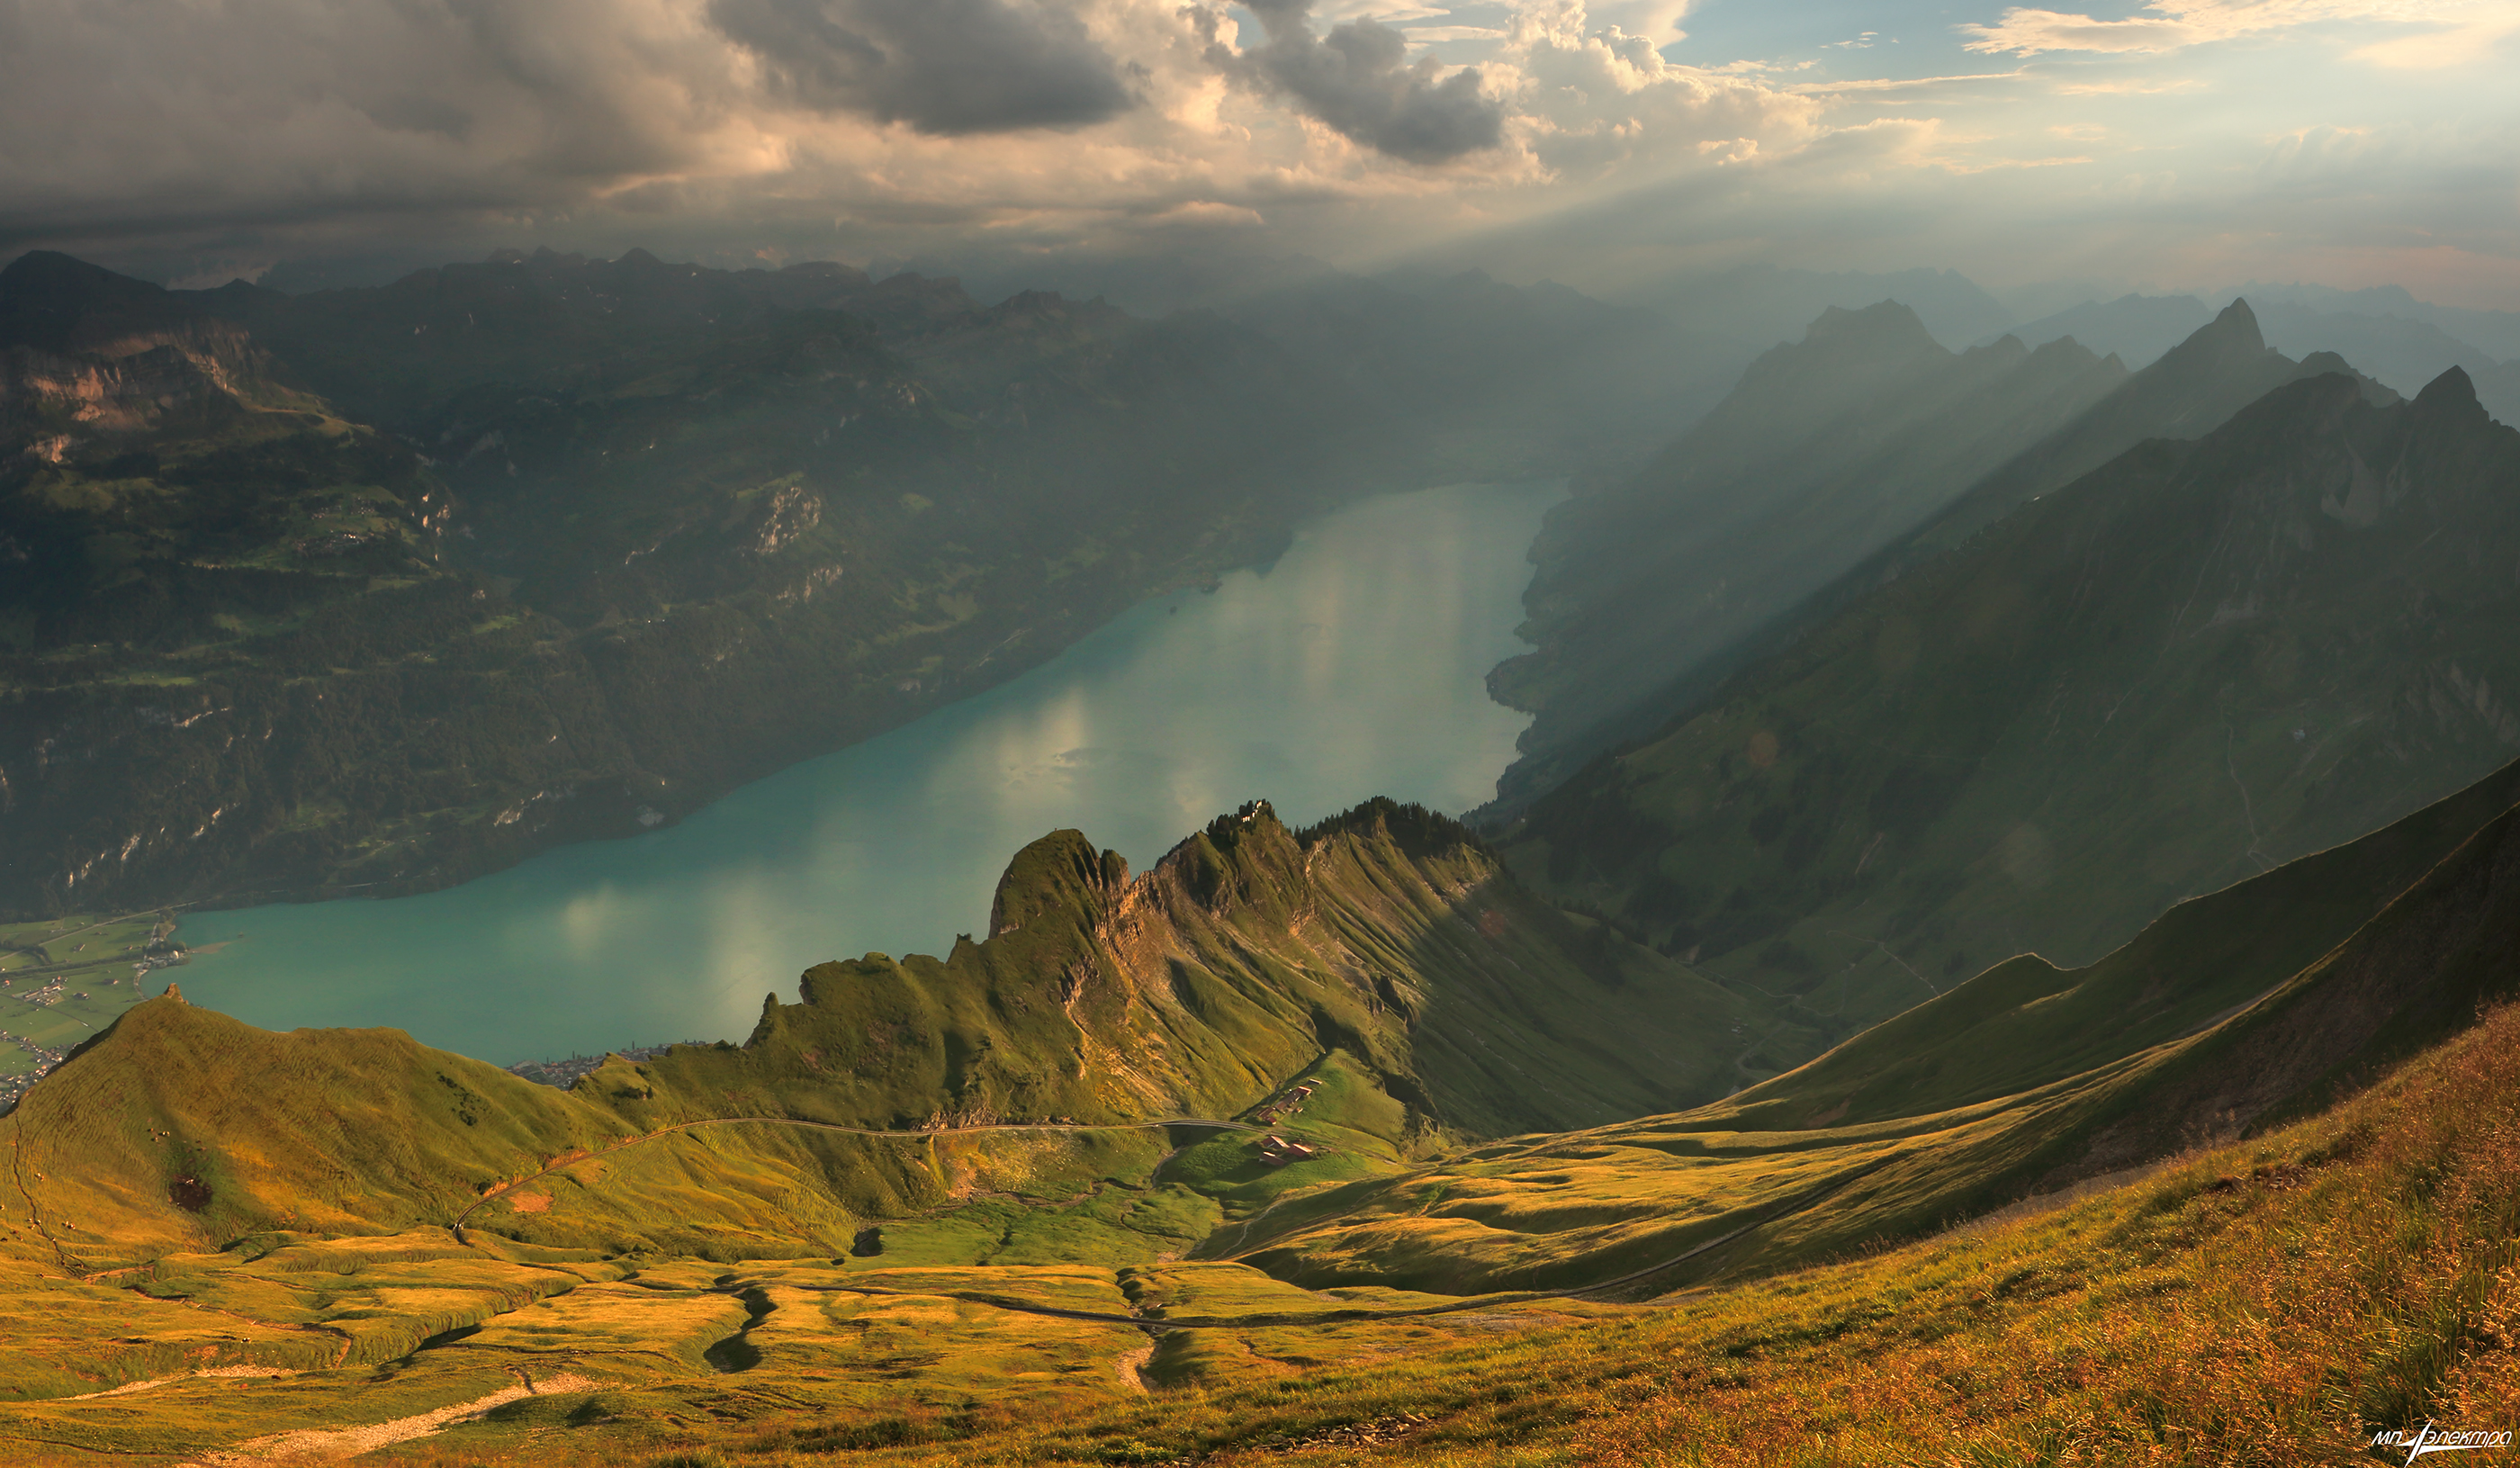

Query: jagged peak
1294,796,1491,864
986,828,1127,938
1962,334,2031,365
2198,296,2264,349
2297,350,2401,406
2416,364,2484,417
2111,295,2269,392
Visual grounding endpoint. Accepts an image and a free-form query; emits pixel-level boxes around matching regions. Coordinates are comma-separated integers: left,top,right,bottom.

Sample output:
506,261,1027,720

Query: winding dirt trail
183,1371,595,1465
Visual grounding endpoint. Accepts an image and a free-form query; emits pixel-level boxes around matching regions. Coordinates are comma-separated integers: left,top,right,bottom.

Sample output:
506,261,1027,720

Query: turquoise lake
176,482,1561,1065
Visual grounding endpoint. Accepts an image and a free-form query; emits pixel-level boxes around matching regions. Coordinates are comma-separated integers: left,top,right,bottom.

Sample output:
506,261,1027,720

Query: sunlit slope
0,798,1760,1270
9,984,2517,1463
1716,752,2520,1130
1511,365,2520,1043
0,994,1028,1265
1217,762,2520,1294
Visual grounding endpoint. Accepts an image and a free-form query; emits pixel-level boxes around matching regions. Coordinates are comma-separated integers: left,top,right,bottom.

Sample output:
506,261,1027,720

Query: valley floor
8,1003,2520,1466
0,912,169,1110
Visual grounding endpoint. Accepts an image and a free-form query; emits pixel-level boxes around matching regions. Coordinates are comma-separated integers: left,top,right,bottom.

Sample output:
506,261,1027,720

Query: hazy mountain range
1485,297,2398,812
1995,288,2520,421
1507,352,2519,1055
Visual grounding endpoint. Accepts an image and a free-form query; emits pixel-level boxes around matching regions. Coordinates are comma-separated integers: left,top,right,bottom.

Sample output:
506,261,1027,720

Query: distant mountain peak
2200,295,2264,349
2024,334,2102,365
0,249,170,309
2416,364,2485,417
0,249,201,354
2111,295,2272,392
616,247,664,267
2296,351,2401,406
1804,299,1938,350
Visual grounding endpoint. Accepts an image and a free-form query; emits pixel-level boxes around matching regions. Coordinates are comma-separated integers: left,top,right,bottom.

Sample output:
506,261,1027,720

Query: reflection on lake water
179,482,1560,1063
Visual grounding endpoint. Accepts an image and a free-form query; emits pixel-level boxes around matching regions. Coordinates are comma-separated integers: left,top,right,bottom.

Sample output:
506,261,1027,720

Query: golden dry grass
186,1001,2520,1468
5,1007,2517,1467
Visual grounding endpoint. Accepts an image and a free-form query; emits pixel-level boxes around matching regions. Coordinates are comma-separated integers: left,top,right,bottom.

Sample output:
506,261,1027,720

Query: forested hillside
0,248,1720,917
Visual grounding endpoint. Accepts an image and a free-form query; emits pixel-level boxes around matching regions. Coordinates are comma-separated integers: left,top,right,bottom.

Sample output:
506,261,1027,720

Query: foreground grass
13,1004,2520,1464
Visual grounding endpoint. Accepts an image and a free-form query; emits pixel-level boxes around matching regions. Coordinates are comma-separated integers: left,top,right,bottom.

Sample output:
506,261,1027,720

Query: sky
2,0,2515,309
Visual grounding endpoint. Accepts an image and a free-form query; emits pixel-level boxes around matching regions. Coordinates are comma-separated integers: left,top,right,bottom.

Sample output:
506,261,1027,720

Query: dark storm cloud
710,0,1138,135
0,0,752,251
1224,0,1502,165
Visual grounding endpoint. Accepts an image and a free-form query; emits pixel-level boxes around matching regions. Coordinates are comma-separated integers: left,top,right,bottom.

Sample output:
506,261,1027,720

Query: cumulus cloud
1583,0,1695,41
709,0,1138,134
1485,2,1822,176
1221,0,1506,164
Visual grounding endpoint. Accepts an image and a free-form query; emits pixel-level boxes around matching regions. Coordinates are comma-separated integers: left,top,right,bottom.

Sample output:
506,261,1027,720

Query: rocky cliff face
2,320,274,446
710,798,1768,1140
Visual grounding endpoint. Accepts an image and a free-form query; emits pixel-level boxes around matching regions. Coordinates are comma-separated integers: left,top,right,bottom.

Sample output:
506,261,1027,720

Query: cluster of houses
1255,1133,1320,1166
1248,1077,1318,1127
506,1040,698,1089
1250,1078,1324,1166
5,976,68,1005
0,1031,68,1114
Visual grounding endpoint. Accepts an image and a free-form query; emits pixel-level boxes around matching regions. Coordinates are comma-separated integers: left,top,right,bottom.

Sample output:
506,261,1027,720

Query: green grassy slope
1508,365,2520,1050
7,985,2516,1463
1210,758,2520,1295
1,911,171,1107
0,798,1760,1272
1714,752,2520,1130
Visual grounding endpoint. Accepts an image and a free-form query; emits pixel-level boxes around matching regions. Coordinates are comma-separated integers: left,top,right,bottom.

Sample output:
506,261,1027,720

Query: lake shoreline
179,481,1564,1066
